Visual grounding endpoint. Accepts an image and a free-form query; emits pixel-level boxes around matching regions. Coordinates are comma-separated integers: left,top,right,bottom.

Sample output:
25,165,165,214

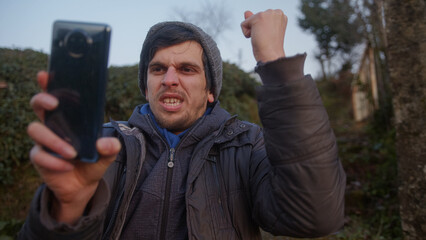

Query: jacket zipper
159,147,175,240
211,155,225,218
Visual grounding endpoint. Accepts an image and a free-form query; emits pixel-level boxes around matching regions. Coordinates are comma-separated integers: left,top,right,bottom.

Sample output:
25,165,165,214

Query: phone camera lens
64,30,92,58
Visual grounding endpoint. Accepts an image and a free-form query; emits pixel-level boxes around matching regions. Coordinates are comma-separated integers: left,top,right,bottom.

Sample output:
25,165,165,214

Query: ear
207,91,214,103
145,88,149,101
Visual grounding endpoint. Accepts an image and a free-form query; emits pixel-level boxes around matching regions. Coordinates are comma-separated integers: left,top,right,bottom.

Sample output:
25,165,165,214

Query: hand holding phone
45,20,111,162
24,21,120,225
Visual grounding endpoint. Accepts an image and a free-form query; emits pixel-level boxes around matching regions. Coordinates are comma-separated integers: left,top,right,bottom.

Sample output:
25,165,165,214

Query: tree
385,0,426,239
355,0,393,126
298,0,364,80
171,0,232,41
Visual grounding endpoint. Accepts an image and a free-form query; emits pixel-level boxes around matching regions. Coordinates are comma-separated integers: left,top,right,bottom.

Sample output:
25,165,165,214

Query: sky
0,0,320,77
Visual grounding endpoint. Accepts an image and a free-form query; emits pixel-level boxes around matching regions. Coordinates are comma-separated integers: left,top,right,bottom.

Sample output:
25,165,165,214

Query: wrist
51,183,99,225
256,50,285,63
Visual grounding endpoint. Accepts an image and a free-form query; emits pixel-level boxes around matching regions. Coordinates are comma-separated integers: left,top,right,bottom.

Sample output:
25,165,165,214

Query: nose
162,67,179,87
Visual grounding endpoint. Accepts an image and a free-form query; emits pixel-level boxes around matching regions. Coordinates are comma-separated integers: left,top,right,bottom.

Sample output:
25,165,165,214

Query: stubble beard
153,96,209,133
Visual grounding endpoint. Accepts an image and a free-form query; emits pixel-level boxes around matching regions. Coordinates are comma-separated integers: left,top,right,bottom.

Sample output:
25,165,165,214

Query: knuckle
29,146,38,162
30,146,44,166
29,93,41,107
27,121,40,136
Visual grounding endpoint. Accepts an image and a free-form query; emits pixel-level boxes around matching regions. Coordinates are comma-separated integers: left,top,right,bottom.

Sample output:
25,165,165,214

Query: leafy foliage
1,47,403,239
0,48,260,186
105,65,146,121
298,0,364,78
220,62,260,125
298,0,364,56
0,48,47,184
316,77,402,240
0,219,24,239
0,47,261,237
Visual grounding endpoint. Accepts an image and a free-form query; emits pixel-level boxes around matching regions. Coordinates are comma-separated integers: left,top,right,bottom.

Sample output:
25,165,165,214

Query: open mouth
163,97,182,106
159,93,184,110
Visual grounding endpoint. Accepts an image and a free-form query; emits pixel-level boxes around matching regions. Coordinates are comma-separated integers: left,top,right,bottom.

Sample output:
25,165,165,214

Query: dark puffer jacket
19,54,346,240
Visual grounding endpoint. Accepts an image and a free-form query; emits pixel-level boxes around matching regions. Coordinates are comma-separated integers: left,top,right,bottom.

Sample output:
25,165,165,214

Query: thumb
96,137,121,167
241,10,254,38
75,137,121,185
244,10,253,20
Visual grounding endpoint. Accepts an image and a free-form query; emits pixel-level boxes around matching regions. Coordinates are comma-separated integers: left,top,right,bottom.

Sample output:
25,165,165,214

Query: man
20,9,346,239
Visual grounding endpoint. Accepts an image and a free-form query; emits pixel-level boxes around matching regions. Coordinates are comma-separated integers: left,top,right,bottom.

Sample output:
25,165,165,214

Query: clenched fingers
30,93,58,121
241,10,255,38
27,121,76,159
30,145,75,172
37,71,49,90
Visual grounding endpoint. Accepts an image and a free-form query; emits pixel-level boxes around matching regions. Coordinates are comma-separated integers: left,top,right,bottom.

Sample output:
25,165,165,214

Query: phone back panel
46,20,111,162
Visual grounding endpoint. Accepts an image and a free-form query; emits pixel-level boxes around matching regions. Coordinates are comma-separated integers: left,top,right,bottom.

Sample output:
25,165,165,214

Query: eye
179,65,199,75
149,65,166,75
182,67,194,73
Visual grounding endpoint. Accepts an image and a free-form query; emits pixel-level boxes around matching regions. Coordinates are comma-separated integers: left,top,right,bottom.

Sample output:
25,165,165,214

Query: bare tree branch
171,0,232,41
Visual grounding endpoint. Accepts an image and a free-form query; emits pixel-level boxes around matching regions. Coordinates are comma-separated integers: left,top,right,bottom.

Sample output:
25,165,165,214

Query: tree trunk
384,0,426,239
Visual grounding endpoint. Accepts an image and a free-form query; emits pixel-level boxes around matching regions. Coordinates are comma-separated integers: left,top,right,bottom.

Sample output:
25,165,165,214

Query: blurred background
1,0,425,239
0,0,320,76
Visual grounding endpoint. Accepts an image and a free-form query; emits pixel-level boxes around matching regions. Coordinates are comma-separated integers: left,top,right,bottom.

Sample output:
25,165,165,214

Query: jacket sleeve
17,180,110,240
251,53,346,238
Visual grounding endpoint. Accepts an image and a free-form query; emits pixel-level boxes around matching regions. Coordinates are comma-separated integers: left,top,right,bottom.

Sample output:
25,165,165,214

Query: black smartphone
45,20,111,163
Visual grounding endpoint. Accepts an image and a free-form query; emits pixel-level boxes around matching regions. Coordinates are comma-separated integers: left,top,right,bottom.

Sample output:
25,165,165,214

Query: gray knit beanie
138,21,222,101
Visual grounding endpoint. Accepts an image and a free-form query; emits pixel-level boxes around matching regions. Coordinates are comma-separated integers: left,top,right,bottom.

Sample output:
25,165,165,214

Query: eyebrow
148,62,166,68
148,61,204,71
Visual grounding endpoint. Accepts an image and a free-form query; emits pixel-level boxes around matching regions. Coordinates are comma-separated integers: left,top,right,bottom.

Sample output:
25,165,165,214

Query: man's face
145,41,214,134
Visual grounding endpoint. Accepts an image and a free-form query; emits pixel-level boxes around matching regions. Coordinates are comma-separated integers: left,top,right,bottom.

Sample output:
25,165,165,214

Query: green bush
0,219,24,239
220,62,260,125
317,75,402,239
0,48,47,184
0,48,260,238
105,65,146,121
0,48,260,185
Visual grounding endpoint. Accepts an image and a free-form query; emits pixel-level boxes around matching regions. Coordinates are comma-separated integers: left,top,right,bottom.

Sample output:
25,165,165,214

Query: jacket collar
126,101,232,149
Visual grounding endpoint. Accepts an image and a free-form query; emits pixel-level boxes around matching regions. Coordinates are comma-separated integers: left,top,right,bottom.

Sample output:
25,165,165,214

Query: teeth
163,98,181,106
